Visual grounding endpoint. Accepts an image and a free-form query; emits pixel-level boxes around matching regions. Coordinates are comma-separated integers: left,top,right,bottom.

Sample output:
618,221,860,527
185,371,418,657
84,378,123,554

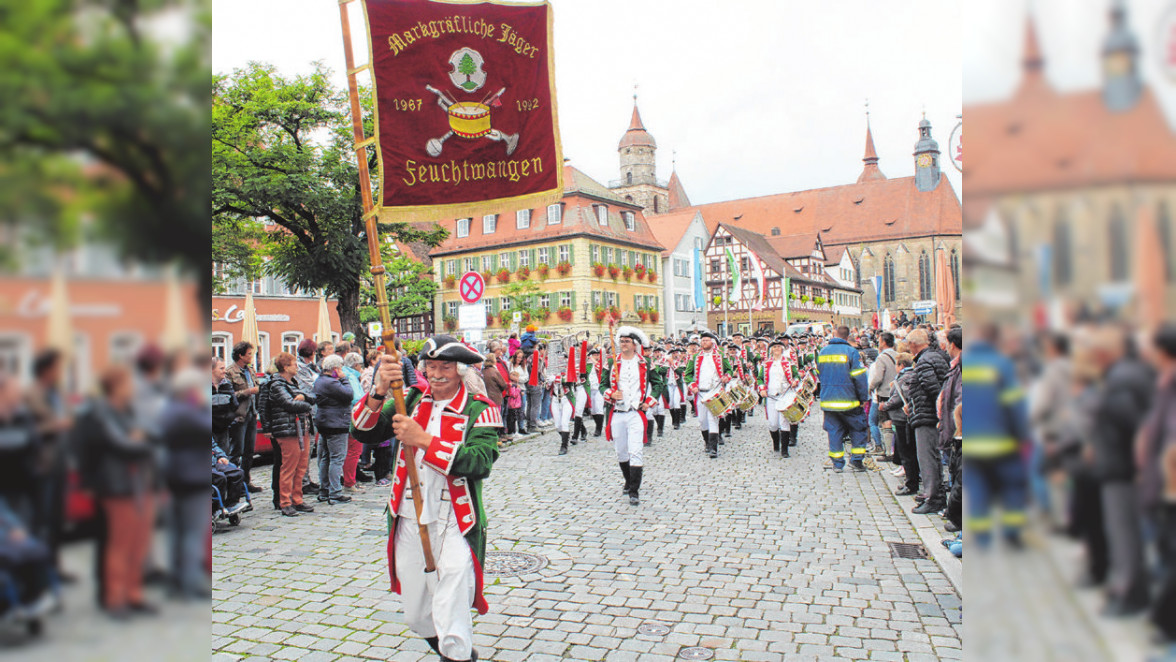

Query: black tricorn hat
419,335,484,365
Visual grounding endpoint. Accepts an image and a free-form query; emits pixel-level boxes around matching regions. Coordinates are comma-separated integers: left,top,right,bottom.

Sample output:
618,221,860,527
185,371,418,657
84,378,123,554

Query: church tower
913,115,941,192
1101,0,1141,112
610,94,669,214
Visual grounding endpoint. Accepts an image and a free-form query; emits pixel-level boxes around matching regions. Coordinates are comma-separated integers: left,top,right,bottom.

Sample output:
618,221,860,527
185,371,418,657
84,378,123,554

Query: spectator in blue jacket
313,355,354,505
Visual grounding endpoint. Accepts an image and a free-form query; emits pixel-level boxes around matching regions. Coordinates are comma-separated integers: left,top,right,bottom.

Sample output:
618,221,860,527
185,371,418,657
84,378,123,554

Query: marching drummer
757,339,797,458
685,331,736,459
668,347,687,430
782,335,802,449
724,343,746,437
603,327,656,506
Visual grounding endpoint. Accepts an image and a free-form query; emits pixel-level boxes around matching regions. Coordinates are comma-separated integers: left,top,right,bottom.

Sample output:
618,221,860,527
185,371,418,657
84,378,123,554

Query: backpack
256,378,280,434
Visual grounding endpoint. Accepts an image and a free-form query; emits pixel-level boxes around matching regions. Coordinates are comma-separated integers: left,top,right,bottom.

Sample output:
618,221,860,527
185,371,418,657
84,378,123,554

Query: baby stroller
212,483,253,530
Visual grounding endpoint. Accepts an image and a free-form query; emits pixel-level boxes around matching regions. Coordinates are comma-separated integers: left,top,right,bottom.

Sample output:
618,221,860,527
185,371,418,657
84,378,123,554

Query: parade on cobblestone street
213,378,963,662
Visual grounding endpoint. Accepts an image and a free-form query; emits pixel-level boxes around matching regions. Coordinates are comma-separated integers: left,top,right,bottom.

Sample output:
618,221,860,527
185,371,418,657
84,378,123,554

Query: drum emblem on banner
425,49,518,157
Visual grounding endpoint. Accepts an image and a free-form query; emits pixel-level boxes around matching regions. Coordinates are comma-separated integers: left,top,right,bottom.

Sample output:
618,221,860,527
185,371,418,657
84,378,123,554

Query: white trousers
764,396,784,432
590,389,604,415
572,385,588,418
552,394,573,432
668,384,682,409
611,410,645,467
697,395,720,434
647,395,665,416
393,504,475,660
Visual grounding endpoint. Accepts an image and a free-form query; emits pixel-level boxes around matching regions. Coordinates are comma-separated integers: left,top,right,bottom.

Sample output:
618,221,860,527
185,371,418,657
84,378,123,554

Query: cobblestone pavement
213,408,962,661
6,534,209,662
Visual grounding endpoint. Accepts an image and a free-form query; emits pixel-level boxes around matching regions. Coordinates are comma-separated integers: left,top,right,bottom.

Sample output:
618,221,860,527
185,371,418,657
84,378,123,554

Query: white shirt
768,360,786,397
698,351,720,393
398,396,453,524
615,356,642,410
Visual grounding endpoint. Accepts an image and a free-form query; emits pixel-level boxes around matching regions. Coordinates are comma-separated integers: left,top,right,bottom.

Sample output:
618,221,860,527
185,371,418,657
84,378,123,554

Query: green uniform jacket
349,384,500,614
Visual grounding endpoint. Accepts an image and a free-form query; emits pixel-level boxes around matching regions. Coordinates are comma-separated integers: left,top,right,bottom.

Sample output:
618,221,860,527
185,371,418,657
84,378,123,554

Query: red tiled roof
429,165,664,257
646,208,700,257
963,17,1176,199
718,223,790,277
619,103,656,150
766,233,822,260
680,175,961,248
667,170,691,209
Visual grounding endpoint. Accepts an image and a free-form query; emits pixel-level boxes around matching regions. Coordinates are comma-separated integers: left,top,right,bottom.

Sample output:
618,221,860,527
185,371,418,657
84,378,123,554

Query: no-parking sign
458,271,485,304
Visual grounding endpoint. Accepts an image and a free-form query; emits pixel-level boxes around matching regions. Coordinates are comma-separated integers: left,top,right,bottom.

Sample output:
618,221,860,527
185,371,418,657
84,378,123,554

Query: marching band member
723,343,746,437
784,335,802,448
685,331,735,459
668,347,686,430
603,327,656,506
757,339,797,458
587,348,607,437
350,335,499,662
551,347,577,456
646,346,670,442
569,342,590,444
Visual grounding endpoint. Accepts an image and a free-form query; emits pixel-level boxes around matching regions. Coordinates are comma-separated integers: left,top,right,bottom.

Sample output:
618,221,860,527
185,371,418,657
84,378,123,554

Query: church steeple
857,107,886,184
913,113,941,192
618,92,657,187
1101,0,1141,112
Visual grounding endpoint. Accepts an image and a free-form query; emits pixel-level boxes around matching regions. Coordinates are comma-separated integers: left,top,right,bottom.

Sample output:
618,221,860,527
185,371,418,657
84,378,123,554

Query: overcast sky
212,0,1175,208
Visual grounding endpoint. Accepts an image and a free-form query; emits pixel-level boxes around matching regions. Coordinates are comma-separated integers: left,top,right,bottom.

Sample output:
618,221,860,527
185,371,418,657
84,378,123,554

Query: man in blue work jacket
816,326,870,472
963,323,1031,549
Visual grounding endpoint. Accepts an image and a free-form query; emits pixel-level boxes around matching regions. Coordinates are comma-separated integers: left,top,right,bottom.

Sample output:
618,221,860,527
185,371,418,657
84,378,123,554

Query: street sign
458,301,486,330
367,322,383,338
458,271,485,304
512,312,521,323
912,300,937,310
463,329,484,344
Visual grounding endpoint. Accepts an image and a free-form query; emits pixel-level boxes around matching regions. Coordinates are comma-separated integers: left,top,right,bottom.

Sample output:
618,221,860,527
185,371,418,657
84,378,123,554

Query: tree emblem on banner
449,47,486,91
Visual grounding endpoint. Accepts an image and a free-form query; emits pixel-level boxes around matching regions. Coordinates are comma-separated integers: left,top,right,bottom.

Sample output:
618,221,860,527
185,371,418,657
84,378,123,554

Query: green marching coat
350,383,501,615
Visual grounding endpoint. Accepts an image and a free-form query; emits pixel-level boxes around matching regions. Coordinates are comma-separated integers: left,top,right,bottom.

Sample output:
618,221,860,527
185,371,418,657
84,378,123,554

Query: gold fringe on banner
357,0,563,228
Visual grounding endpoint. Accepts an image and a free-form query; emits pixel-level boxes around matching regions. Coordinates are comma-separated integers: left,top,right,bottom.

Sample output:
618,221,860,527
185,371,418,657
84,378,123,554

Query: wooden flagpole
338,0,435,573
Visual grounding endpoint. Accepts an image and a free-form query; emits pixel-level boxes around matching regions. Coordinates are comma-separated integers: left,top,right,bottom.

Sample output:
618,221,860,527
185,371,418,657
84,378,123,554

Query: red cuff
352,396,381,431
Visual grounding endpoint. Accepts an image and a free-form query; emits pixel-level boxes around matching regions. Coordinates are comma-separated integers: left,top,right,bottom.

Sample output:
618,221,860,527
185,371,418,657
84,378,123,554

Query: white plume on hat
615,325,650,349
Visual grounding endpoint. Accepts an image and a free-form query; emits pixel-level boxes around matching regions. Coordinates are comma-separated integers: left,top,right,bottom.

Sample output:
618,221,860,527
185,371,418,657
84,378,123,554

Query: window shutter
568,243,575,265
570,291,577,311
529,249,537,268
629,250,636,266
510,252,517,270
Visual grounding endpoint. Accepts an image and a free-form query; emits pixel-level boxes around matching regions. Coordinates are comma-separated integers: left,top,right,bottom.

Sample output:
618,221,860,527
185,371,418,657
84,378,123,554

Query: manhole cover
483,551,548,577
886,541,930,559
638,623,671,636
677,648,714,660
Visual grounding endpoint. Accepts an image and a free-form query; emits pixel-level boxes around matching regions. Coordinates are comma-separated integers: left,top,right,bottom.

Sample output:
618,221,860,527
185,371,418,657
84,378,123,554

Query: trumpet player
685,331,737,459
757,340,797,458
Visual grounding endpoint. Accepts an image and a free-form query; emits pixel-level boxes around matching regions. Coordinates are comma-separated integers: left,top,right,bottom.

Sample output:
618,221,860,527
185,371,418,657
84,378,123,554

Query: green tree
500,279,541,318
457,53,477,89
212,62,446,342
358,250,437,324
0,0,211,297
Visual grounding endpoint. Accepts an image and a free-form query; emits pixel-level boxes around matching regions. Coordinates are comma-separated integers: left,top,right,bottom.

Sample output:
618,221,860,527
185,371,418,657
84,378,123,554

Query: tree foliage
0,0,211,289
211,62,447,339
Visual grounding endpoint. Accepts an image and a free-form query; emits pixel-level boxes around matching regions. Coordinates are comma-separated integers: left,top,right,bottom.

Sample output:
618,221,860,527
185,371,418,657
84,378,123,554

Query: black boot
619,461,631,494
701,430,710,453
670,408,680,430
681,404,688,422
628,466,643,506
593,413,604,437
571,417,583,444
644,420,653,446
707,433,719,458
559,431,569,455
655,415,665,437
789,424,799,447
771,429,780,452
781,432,790,458
734,410,743,429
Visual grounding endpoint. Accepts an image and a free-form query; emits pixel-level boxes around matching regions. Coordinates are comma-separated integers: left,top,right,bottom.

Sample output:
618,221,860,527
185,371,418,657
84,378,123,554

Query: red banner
362,0,562,217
